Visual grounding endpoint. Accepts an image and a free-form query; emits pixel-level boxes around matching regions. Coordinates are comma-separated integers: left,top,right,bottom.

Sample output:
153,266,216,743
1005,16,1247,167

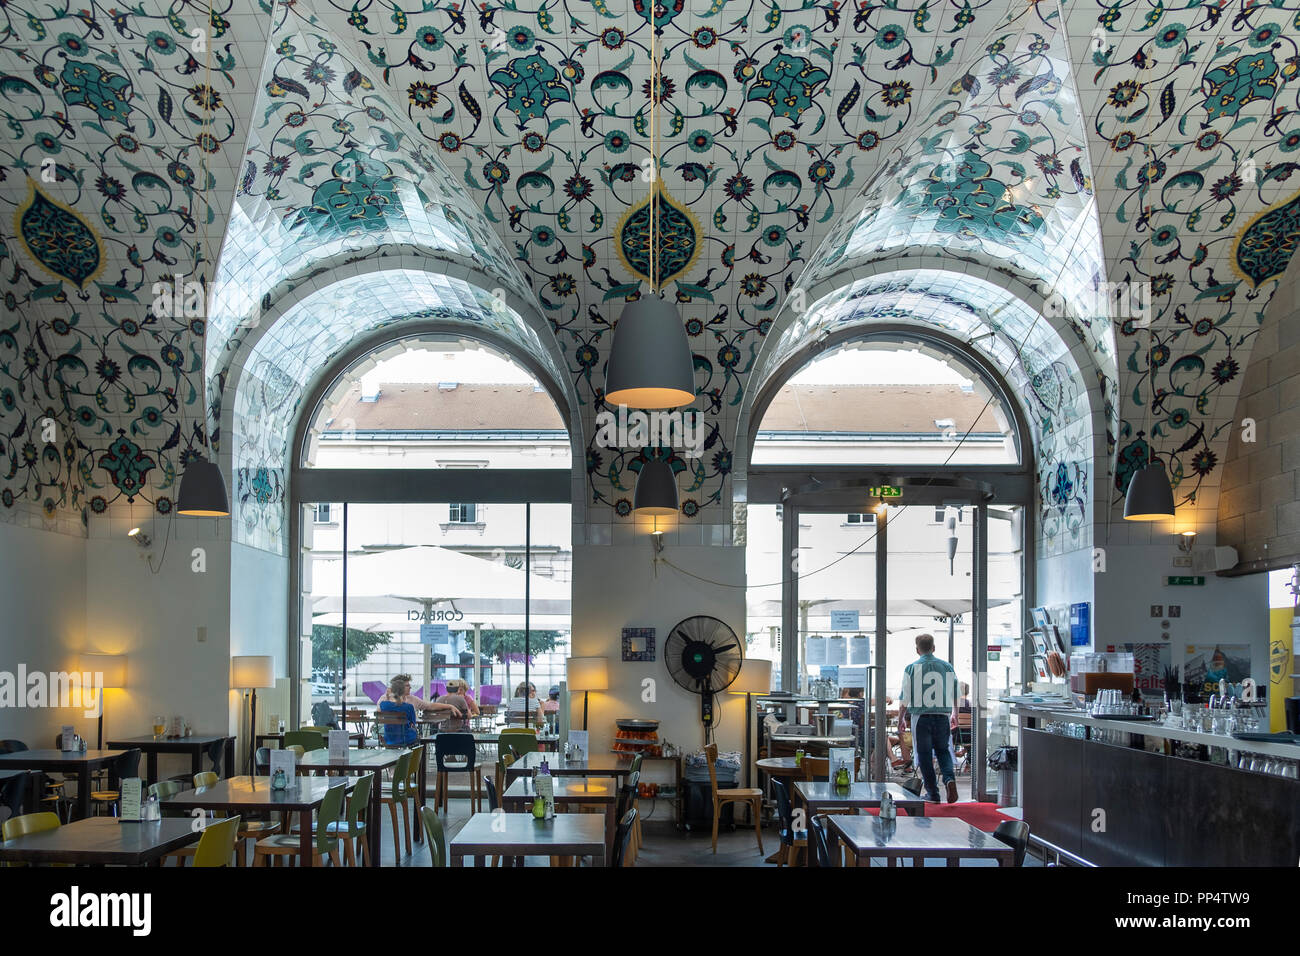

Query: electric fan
664,615,744,737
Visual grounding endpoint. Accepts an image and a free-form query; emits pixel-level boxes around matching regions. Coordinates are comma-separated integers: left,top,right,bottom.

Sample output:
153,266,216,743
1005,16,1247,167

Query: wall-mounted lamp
1177,530,1197,553
127,527,152,548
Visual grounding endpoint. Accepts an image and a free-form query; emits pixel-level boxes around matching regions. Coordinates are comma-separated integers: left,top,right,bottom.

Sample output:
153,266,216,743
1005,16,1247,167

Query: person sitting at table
437,679,478,732
379,675,462,745
512,682,545,726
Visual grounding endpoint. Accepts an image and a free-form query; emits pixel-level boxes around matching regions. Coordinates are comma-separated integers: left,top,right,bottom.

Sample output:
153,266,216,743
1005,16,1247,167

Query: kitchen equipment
814,714,835,737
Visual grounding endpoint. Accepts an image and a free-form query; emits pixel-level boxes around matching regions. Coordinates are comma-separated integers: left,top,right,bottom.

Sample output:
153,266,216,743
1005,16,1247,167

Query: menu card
535,773,555,818
567,730,588,759
60,725,75,751
328,729,350,762
269,748,297,785
118,777,143,822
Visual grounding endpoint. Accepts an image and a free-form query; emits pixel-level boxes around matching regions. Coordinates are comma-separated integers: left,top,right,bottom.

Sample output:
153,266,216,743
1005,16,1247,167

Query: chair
704,743,763,855
615,770,642,864
193,771,218,790
992,820,1031,867
953,711,974,774
481,776,502,868
255,783,344,866
192,815,241,867
770,778,807,867
434,732,480,813
255,747,271,773
372,709,411,749
379,751,413,862
90,748,141,816
1,771,30,826
496,729,537,793
802,755,862,781
809,814,835,867
0,740,29,754
285,745,306,759
628,752,644,775
611,808,638,867
2,810,61,865
283,730,325,752
419,805,448,867
308,773,371,866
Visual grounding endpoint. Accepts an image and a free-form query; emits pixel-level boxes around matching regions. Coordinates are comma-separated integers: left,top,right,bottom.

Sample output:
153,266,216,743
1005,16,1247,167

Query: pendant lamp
633,457,678,515
1123,463,1174,522
604,21,694,411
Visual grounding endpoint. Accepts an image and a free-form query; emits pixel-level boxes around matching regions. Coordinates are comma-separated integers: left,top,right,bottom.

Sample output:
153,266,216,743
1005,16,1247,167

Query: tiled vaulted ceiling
2,0,1299,555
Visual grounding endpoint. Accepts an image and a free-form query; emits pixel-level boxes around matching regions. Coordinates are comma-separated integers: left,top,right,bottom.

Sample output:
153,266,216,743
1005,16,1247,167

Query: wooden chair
299,774,371,866
255,783,344,866
953,711,974,774
704,743,763,855
419,805,448,867
372,710,410,748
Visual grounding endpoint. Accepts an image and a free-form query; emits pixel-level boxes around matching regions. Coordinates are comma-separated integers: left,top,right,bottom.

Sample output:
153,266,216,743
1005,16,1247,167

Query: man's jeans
913,713,955,800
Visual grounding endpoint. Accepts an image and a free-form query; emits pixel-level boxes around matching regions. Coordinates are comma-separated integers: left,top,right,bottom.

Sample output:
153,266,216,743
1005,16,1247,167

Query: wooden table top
503,776,618,804
510,752,631,776
0,749,125,768
0,817,199,865
106,734,232,749
794,780,925,810
296,748,403,771
450,812,608,857
160,775,353,812
827,816,1012,859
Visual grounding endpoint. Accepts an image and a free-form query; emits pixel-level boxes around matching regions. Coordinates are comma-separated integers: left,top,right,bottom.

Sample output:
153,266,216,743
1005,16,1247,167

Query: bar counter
1012,704,1300,867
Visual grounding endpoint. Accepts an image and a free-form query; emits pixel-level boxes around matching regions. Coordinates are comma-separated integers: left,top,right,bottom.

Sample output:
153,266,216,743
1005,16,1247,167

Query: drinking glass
152,715,166,741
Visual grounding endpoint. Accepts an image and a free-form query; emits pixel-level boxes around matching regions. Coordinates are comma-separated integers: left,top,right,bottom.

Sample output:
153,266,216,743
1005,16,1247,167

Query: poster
1121,643,1173,699
1269,608,1295,732
1184,644,1251,695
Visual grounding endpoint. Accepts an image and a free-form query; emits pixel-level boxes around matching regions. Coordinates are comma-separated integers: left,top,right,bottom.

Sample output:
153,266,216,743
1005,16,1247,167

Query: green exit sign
870,485,903,499
1165,575,1205,586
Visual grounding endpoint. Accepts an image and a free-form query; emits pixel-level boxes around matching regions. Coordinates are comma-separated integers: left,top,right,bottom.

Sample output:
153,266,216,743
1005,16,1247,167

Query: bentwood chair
419,805,448,867
809,814,835,867
705,743,763,855
255,783,344,866
769,778,807,867
192,815,241,867
379,751,413,861
612,808,638,867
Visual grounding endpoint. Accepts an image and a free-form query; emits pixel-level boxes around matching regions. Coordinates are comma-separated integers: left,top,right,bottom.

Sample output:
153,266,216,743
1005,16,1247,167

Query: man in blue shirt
900,634,959,803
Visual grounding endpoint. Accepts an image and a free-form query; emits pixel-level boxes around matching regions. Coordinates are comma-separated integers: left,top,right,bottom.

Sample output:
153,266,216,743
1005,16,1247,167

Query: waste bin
987,746,1018,808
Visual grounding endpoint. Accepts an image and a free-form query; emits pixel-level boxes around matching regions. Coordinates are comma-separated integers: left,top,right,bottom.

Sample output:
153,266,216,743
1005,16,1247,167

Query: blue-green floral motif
59,59,133,126
18,184,102,289
1234,188,1300,288
292,152,415,237
97,432,155,500
1203,51,1278,123
634,0,684,32
619,189,698,285
897,150,1045,241
489,53,570,125
745,52,830,122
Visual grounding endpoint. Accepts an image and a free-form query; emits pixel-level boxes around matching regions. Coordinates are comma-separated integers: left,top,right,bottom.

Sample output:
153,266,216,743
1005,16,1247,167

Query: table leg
77,766,91,820
224,739,236,778
191,746,202,780
946,857,959,867
450,853,463,867
605,803,616,864
368,769,382,867
300,808,313,867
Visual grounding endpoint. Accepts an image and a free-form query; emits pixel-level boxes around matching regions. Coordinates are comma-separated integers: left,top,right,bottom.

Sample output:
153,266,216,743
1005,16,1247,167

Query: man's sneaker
925,793,942,803
946,779,959,803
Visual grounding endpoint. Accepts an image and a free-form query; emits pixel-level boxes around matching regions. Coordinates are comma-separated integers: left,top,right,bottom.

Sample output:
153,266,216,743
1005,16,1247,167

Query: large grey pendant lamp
177,3,229,519
604,20,694,413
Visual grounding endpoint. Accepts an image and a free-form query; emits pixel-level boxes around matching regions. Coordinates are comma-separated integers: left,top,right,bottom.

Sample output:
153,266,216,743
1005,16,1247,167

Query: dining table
0,816,200,866
105,734,236,786
824,815,1015,867
256,731,365,750
0,749,126,821
160,775,354,867
502,775,618,858
794,780,927,817
448,812,608,867
296,747,409,865
505,751,633,782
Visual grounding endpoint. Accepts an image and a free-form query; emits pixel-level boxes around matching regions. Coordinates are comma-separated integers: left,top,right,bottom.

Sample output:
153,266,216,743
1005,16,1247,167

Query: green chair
283,730,326,752
192,815,241,867
379,751,413,862
255,783,344,866
192,771,218,790
496,729,538,793
419,805,448,867
316,773,372,866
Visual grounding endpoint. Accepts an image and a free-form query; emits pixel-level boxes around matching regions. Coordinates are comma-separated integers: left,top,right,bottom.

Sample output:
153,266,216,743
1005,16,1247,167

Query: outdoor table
0,749,126,821
296,747,408,865
105,734,236,786
506,751,632,782
825,815,1014,867
160,775,354,867
449,812,607,867
503,775,618,859
0,816,199,866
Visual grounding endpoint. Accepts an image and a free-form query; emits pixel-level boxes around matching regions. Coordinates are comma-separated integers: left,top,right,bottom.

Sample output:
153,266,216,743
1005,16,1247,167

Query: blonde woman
379,675,463,746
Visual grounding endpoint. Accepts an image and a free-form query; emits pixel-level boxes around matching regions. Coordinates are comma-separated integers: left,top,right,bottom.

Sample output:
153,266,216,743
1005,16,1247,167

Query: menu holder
328,729,350,762
827,747,855,783
536,774,556,818
60,725,75,752
269,749,297,786
118,777,143,822
567,730,588,759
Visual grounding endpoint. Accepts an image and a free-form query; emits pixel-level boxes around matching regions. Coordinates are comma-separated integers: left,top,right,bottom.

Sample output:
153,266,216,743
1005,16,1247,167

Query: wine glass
152,715,166,741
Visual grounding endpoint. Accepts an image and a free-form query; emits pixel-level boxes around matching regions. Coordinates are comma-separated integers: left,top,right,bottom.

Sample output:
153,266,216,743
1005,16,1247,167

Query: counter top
1009,703,1300,759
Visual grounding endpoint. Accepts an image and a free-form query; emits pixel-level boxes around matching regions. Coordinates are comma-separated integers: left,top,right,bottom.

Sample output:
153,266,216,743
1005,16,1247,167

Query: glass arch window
751,340,1021,467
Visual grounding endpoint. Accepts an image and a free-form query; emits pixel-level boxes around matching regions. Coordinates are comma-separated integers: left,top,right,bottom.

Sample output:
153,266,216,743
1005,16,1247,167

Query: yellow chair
2,811,61,866
705,743,764,855
193,771,218,789
192,815,241,867
379,751,413,860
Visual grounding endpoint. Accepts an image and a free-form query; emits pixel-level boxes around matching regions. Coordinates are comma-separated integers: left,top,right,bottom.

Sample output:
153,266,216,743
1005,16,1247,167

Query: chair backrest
617,770,640,819
192,815,241,867
193,771,218,790
255,747,271,773
113,748,142,786
376,702,417,747
149,780,184,800
497,729,537,770
315,784,346,856
346,773,372,835
434,732,476,772
628,752,644,776
283,730,325,752
1,772,30,822
704,743,720,796
993,820,1031,867
770,777,794,831
419,805,448,867
611,808,638,867
387,752,412,799
285,745,306,758
2,810,60,841
405,746,424,788
483,775,498,812
205,738,225,776
809,814,835,867
0,740,29,755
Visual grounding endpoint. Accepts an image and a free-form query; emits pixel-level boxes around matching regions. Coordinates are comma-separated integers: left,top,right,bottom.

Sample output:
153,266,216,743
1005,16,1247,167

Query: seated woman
378,675,463,746
512,682,545,727
437,679,479,732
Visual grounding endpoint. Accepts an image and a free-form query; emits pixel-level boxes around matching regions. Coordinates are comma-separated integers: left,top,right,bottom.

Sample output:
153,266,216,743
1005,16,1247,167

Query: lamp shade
1123,464,1175,521
604,297,695,409
177,457,230,516
230,655,275,689
566,656,608,692
728,658,772,694
79,653,126,688
633,458,678,515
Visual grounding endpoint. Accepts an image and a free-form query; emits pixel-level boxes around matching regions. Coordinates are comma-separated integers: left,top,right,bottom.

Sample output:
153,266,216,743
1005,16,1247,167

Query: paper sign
420,623,450,645
826,636,847,665
839,666,866,689
118,777,143,821
60,726,75,751
828,747,856,782
806,636,826,666
567,730,588,759
269,749,297,785
830,610,860,631
536,774,555,818
328,729,350,762
849,636,870,665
